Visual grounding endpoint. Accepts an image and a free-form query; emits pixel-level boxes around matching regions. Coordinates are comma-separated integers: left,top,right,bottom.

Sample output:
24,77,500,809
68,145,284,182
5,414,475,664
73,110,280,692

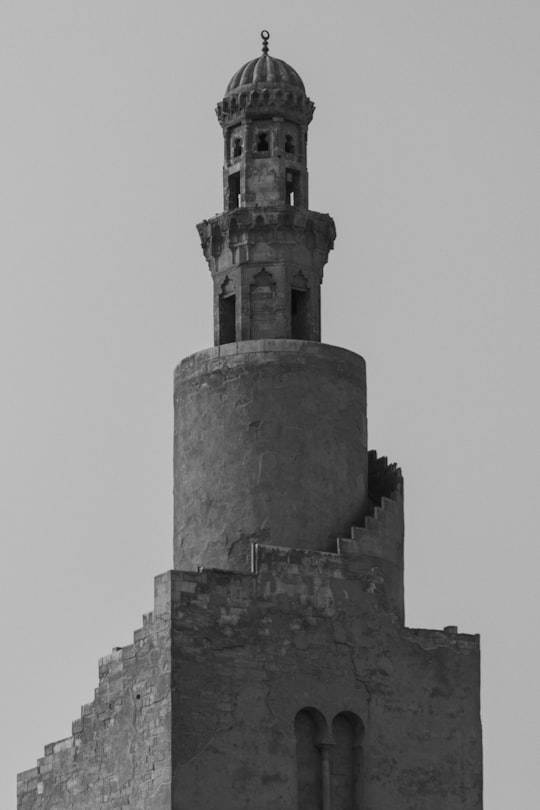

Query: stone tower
17,34,483,810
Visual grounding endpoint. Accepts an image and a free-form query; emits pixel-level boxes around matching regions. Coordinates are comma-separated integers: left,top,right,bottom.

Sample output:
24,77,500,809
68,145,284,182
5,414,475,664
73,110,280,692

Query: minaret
174,32,369,573
17,35,482,810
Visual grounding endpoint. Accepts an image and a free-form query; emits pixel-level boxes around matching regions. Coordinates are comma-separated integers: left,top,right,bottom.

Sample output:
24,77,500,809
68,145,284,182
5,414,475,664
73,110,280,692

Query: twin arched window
295,708,364,810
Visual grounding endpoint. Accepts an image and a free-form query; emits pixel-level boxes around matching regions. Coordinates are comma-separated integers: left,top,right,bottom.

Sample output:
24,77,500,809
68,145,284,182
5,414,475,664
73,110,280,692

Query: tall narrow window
250,269,276,339
257,131,269,152
233,138,242,157
219,294,236,344
285,134,295,154
291,288,310,340
286,170,301,206
228,172,240,209
295,709,324,810
331,713,364,810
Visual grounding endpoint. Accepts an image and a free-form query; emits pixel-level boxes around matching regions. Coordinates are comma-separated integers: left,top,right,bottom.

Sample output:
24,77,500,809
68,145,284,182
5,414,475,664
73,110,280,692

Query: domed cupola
225,52,306,93
197,31,335,347
216,31,315,128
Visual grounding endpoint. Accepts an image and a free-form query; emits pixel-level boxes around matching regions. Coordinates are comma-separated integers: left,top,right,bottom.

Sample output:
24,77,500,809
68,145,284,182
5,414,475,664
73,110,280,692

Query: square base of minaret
18,545,482,810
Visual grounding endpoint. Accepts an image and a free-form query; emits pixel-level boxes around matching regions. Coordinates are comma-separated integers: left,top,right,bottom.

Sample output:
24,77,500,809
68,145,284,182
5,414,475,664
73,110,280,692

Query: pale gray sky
2,2,539,807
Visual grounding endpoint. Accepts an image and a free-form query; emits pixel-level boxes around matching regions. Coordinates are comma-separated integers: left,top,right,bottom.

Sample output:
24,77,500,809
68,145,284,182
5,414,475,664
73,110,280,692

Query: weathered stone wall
170,549,482,810
174,340,368,571
18,538,481,810
17,578,173,810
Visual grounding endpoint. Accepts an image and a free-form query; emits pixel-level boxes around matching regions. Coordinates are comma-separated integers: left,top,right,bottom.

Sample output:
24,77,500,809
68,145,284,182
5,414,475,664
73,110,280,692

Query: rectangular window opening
228,172,240,210
291,288,310,340
219,294,236,344
257,131,269,152
286,170,301,206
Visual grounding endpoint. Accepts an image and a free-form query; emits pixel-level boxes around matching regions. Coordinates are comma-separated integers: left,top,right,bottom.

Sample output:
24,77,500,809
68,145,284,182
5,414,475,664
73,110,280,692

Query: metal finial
261,30,270,54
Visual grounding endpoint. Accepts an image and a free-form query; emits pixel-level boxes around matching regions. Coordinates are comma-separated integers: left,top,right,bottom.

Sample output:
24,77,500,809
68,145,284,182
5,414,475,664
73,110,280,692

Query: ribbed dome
226,54,305,94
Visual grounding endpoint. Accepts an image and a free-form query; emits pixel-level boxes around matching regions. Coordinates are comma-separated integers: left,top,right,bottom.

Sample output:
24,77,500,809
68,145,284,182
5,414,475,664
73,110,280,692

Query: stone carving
292,270,309,290
220,276,234,297
252,267,274,288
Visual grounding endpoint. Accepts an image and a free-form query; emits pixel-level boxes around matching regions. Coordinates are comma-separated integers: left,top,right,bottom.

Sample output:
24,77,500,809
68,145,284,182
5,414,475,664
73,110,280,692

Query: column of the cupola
223,123,246,211
241,117,281,207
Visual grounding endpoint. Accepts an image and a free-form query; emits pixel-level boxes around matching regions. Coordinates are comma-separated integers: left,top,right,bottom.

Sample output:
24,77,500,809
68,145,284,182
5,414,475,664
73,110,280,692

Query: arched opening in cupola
257,131,269,152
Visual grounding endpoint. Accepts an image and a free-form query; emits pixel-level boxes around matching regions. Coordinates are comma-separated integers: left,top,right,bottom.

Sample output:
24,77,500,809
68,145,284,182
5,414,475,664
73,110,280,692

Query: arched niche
249,268,276,340
295,707,327,810
331,712,364,810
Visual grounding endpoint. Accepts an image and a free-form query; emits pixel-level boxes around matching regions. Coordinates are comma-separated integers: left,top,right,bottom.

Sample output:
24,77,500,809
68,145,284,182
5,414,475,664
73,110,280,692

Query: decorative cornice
197,206,335,268
216,87,315,127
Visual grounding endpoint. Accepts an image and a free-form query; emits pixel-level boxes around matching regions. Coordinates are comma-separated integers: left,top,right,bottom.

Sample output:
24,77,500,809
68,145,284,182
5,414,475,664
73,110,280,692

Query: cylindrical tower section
174,340,368,571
